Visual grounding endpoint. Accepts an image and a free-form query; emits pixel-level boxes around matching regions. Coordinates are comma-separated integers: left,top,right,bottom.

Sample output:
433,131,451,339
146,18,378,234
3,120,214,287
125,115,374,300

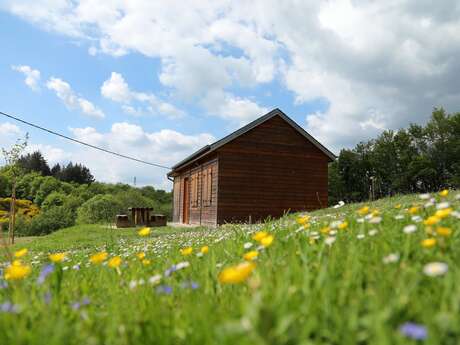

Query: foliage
52,162,95,184
76,194,123,224
17,206,75,236
17,151,51,176
0,197,40,226
1,191,459,344
329,108,460,204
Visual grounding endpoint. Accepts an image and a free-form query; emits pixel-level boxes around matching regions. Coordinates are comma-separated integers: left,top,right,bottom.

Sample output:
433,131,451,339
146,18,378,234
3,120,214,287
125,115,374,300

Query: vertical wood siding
216,115,329,224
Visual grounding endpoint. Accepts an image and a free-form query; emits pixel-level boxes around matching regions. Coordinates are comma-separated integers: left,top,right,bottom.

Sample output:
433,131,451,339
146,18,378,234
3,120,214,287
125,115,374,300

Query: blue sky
1,1,459,189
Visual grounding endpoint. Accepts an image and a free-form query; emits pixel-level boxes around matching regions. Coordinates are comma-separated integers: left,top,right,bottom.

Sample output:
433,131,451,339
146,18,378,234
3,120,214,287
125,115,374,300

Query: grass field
1,191,460,344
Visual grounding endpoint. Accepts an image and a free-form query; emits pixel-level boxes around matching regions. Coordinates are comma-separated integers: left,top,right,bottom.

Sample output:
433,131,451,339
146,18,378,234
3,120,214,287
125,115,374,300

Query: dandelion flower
394,204,402,209
436,227,452,237
180,247,193,256
136,252,146,260
14,248,28,258
89,252,108,265
138,227,151,236
243,251,259,261
338,221,348,230
423,216,440,226
408,206,419,214
252,231,268,242
423,262,448,277
200,246,209,254
296,215,310,225
357,206,370,216
142,259,151,266
435,208,452,219
4,261,31,281
49,253,66,263
108,256,122,268
218,262,256,284
421,238,436,248
320,226,331,235
260,234,274,247
439,189,449,197
403,224,417,234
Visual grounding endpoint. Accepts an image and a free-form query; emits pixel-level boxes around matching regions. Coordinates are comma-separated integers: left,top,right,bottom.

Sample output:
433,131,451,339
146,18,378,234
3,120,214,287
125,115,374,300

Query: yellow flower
138,227,151,236
252,231,268,241
200,246,209,254
90,252,108,265
371,209,380,217
309,237,317,245
421,238,437,248
338,221,348,230
180,247,193,256
357,206,370,216
4,261,31,281
243,250,259,261
108,256,122,268
424,215,440,226
436,227,452,237
49,252,66,263
394,204,402,209
218,262,256,284
435,208,452,219
296,215,310,225
260,234,274,247
320,226,331,235
439,189,449,197
142,259,151,266
136,252,146,260
14,248,28,258
408,206,419,214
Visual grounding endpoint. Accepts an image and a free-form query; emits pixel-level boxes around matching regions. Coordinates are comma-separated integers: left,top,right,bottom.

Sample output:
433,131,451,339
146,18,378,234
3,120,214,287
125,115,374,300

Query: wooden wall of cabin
216,115,329,224
172,157,219,226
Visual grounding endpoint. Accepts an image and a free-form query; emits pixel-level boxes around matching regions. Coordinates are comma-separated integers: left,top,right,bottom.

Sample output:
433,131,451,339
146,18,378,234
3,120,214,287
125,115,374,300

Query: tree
1,134,28,244
56,162,95,184
76,194,123,224
17,151,51,176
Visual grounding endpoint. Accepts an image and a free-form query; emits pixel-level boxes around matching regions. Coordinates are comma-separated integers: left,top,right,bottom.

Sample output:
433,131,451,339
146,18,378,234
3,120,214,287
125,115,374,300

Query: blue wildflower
399,322,427,340
71,297,90,310
0,301,20,314
164,265,177,277
37,264,54,285
44,291,52,305
181,281,199,290
156,285,173,294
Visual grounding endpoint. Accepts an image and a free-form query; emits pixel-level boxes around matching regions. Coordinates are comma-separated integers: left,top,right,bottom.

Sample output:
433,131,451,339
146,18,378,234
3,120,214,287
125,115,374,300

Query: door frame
183,177,190,224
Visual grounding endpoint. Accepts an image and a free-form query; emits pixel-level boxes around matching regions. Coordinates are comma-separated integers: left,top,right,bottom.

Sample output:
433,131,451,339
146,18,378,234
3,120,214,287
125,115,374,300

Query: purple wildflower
181,281,199,290
156,285,173,295
399,322,427,340
164,265,177,277
44,291,52,305
0,301,20,314
37,264,54,285
71,297,91,310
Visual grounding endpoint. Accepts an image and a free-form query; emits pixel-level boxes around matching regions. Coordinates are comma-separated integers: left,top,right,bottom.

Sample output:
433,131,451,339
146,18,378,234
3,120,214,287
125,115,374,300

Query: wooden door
183,177,190,224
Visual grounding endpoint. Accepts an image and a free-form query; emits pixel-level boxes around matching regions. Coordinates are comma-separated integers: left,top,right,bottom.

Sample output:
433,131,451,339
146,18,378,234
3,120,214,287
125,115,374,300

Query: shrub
34,176,62,206
18,206,75,236
76,194,123,224
41,192,67,211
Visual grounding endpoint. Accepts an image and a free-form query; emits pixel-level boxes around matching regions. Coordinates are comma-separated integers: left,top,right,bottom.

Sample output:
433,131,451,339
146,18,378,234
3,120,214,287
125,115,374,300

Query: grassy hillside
0,191,459,344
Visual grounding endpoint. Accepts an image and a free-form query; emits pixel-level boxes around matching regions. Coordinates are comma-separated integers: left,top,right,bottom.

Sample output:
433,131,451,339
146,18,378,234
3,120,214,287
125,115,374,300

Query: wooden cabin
167,108,336,226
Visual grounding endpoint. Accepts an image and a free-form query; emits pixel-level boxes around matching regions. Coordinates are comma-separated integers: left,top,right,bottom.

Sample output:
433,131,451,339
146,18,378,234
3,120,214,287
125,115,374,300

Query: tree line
0,150,172,237
328,108,460,205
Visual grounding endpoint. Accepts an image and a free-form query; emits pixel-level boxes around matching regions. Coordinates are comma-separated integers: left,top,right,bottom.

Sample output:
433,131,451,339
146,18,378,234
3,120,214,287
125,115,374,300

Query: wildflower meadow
1,190,460,344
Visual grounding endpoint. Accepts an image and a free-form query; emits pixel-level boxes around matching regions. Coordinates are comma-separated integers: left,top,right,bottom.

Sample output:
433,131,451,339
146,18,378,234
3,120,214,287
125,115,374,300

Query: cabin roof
168,108,336,176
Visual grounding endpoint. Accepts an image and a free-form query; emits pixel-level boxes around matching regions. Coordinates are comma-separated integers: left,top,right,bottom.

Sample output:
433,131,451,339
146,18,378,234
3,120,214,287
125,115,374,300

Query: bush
41,192,67,211
17,206,75,236
76,194,123,224
34,176,62,206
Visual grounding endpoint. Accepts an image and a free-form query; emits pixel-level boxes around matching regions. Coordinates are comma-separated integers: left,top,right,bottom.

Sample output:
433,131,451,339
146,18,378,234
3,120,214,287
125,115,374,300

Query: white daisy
357,234,365,240
382,253,399,264
419,193,431,200
325,237,336,246
423,262,448,277
368,229,378,236
369,216,382,224
436,202,450,210
403,224,417,234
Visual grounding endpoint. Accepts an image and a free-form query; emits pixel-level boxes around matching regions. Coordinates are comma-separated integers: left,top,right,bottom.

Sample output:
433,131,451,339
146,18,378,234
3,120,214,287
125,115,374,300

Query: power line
0,110,171,170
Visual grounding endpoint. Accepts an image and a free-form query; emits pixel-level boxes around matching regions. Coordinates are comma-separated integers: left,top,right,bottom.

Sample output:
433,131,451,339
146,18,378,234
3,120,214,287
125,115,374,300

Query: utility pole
133,176,137,186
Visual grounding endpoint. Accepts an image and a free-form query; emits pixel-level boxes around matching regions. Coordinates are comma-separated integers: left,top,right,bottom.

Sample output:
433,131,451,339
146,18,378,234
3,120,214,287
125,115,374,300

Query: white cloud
11,65,41,91
46,77,105,119
68,122,215,187
101,72,184,119
0,122,21,137
5,0,460,151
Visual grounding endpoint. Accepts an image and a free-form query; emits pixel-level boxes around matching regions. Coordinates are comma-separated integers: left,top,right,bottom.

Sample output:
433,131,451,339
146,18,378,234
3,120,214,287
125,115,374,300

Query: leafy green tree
76,194,123,224
34,176,62,206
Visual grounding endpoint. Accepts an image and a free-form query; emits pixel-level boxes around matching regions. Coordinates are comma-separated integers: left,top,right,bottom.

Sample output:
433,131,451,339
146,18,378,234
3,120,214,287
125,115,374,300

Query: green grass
1,191,460,344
